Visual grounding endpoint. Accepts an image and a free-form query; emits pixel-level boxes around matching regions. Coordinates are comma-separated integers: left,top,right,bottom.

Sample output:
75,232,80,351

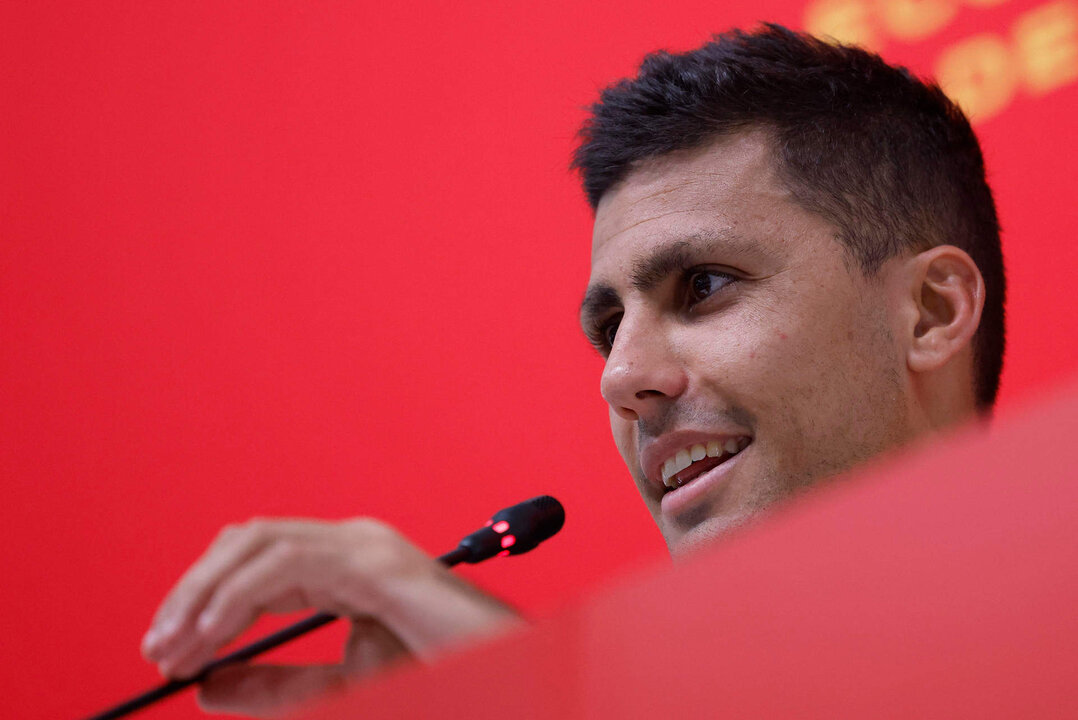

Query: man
140,25,1004,716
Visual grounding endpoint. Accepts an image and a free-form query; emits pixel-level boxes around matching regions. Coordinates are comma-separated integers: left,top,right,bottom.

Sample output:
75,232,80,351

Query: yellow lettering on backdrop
803,0,1078,122
1014,1,1078,94
805,0,879,47
803,0,1013,45
935,34,1018,120
879,0,958,40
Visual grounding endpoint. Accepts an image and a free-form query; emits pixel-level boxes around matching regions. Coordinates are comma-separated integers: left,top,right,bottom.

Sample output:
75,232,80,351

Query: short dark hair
572,24,1005,409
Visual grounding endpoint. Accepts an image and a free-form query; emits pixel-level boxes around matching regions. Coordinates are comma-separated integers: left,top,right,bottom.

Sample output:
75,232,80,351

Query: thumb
197,664,349,719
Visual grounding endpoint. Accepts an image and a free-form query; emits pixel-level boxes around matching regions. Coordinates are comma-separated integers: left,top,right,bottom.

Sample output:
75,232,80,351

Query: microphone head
491,495,565,551
458,495,565,562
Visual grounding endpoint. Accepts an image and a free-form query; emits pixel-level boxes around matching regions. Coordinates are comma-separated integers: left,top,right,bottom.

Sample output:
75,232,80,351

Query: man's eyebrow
579,284,621,325
580,232,748,324
629,240,696,292
631,230,751,291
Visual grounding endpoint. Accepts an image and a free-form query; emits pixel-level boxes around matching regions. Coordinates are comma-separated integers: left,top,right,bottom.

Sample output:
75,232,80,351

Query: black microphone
82,495,565,720
456,494,566,562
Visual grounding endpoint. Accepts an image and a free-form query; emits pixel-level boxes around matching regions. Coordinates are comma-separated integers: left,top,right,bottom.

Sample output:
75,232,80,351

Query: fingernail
196,610,216,633
159,616,180,636
150,618,178,649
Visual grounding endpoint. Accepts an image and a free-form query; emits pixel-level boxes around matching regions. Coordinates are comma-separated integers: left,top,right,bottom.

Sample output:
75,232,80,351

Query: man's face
581,131,921,556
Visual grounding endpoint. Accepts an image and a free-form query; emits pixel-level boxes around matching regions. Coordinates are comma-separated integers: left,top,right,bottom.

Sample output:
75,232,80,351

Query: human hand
141,518,521,717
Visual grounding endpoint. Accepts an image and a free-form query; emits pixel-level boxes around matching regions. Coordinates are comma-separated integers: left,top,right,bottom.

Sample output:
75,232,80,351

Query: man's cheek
749,324,835,390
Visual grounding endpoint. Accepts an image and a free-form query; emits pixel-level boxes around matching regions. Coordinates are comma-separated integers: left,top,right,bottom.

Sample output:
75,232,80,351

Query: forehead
589,130,798,273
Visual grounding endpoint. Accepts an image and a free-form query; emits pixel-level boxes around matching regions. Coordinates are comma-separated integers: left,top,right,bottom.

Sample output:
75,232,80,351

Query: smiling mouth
660,437,752,492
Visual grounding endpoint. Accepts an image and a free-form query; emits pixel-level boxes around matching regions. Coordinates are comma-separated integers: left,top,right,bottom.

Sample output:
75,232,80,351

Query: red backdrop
2,1,1076,718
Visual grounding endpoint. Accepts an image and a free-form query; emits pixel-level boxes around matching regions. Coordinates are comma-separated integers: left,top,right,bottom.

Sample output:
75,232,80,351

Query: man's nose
600,315,688,421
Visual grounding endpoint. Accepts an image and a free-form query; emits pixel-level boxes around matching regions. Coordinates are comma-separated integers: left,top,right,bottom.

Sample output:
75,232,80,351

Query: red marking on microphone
492,520,510,533
497,550,510,557
500,534,516,549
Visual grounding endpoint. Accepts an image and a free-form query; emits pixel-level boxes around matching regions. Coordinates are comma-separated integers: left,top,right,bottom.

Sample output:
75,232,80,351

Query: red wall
3,1,1076,718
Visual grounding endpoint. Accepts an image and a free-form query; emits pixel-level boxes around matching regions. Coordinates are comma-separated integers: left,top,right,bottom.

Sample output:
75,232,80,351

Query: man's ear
905,245,985,374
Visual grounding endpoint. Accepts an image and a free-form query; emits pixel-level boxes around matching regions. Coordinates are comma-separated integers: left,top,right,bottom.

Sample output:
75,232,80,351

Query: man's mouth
659,437,751,492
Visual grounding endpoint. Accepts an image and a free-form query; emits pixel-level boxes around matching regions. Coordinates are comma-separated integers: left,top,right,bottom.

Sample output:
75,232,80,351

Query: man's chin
662,508,767,559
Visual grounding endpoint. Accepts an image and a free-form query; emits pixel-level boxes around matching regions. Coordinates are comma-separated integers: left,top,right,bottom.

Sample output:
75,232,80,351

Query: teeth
658,437,750,490
674,449,692,474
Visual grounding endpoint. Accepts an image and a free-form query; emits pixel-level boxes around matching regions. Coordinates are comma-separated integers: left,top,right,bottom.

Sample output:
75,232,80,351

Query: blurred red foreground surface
298,377,1078,719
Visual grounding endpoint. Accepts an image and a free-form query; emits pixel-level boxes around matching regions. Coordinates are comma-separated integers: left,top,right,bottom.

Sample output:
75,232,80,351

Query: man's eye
688,271,734,303
602,317,621,348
